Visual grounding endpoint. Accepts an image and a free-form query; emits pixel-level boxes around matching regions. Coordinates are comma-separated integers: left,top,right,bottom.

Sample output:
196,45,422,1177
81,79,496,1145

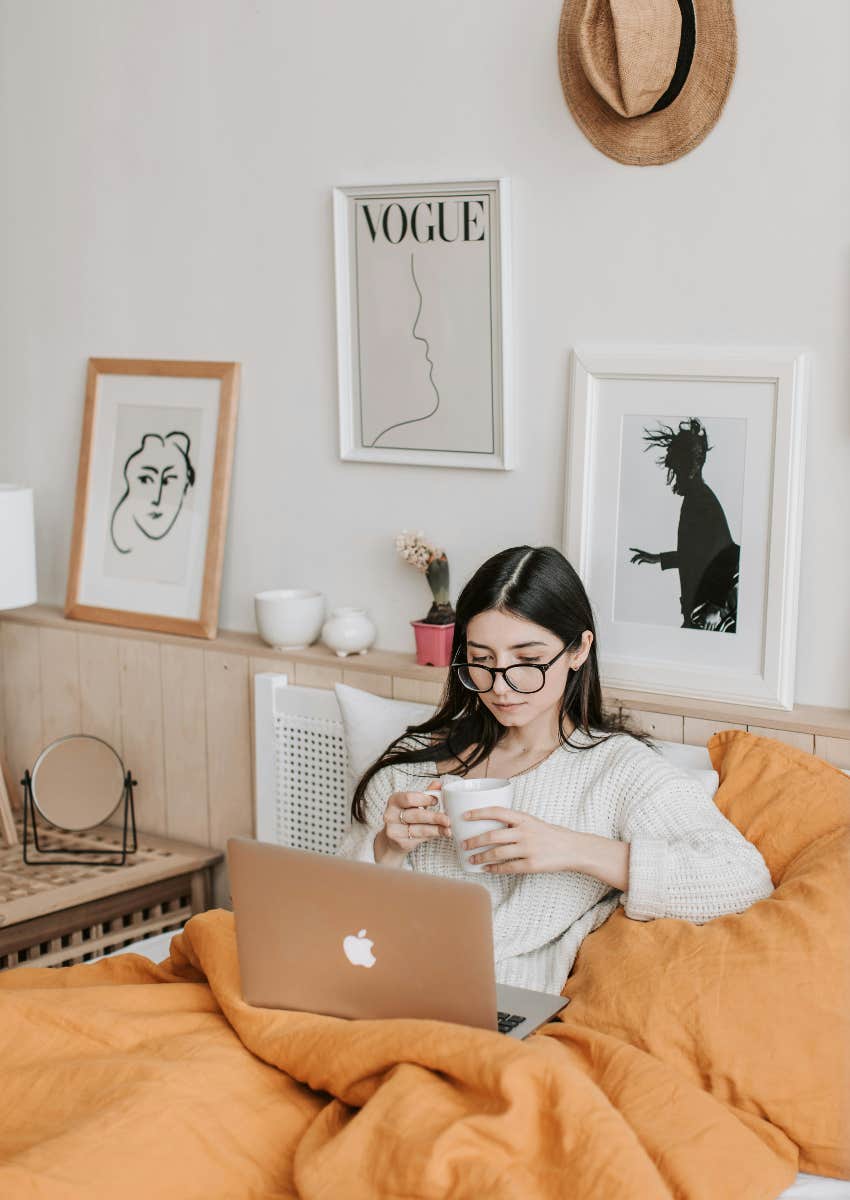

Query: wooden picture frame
65,358,240,639
564,345,808,709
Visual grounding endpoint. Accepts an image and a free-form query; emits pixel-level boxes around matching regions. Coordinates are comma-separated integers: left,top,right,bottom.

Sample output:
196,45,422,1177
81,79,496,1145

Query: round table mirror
31,735,126,832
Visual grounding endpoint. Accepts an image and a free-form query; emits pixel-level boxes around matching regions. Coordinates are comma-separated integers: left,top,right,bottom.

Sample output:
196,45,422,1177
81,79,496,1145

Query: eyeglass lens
457,663,546,694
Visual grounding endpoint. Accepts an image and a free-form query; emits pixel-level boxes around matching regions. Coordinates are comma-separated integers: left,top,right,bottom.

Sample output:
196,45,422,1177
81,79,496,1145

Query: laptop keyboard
497,1010,526,1034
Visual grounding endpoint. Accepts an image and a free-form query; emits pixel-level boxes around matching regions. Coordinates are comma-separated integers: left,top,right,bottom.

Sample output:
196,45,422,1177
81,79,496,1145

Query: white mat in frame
564,346,808,709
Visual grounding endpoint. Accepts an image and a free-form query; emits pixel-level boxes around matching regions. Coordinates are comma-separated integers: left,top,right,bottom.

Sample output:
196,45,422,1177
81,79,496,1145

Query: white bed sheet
780,1178,850,1200
107,930,849,1200
107,928,178,962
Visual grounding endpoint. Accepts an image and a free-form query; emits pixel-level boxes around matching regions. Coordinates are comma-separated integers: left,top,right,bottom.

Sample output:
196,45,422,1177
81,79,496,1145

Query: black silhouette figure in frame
629,418,740,633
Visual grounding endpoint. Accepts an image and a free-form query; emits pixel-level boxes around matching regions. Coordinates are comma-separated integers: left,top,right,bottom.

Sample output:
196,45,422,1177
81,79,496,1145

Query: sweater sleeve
334,764,414,870
616,748,774,923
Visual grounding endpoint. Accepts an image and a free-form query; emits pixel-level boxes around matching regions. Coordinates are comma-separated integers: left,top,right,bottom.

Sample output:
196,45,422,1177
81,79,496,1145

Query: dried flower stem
395,530,455,624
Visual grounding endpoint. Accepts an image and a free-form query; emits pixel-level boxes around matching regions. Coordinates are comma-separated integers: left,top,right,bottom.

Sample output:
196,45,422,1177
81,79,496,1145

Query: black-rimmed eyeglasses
451,644,571,695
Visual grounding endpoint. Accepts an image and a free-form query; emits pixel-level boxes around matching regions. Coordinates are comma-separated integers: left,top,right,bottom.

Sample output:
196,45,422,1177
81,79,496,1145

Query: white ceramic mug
423,776,514,874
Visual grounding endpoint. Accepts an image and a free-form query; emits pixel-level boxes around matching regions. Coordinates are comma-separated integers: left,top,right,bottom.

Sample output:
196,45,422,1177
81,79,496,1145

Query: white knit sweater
335,732,774,995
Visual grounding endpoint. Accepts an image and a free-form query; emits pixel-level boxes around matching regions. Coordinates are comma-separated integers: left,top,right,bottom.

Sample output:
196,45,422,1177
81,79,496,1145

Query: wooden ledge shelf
1,603,444,685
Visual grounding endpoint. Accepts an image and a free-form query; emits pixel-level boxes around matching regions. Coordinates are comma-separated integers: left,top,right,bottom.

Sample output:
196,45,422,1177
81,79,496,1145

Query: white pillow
334,683,436,798
334,684,720,798
652,739,720,797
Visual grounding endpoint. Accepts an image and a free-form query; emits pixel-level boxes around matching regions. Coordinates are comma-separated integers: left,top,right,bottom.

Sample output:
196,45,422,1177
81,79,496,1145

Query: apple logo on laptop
343,928,376,968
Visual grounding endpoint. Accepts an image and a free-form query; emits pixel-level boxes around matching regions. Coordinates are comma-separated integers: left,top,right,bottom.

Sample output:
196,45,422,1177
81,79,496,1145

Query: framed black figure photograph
333,179,513,470
564,346,808,708
65,357,240,639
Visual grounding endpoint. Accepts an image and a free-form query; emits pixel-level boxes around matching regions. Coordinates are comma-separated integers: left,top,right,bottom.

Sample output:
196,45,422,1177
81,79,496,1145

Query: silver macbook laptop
227,838,569,1039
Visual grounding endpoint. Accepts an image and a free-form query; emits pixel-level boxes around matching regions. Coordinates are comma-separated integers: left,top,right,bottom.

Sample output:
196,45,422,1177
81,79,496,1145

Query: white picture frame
564,346,808,709
333,178,513,470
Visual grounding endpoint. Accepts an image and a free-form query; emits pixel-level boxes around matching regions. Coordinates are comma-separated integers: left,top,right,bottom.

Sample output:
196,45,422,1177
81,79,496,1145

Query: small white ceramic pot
321,607,376,657
254,589,325,650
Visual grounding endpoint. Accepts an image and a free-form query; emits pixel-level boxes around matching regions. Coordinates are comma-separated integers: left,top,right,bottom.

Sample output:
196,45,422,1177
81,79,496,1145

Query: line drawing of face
110,431,195,554
369,252,441,447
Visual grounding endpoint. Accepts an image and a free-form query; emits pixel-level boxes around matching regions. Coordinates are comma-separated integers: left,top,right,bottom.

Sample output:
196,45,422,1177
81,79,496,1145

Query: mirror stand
22,769,138,868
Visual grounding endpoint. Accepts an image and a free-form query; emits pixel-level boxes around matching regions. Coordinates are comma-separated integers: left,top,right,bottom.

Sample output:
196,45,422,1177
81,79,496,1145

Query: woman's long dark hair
350,545,647,823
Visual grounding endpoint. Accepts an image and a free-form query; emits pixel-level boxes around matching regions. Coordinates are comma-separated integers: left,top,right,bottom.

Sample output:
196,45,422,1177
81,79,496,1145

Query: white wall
1,0,847,708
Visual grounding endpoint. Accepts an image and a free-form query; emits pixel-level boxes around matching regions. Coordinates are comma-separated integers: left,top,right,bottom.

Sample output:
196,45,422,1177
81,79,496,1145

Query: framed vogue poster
564,346,808,709
65,358,240,639
333,178,513,469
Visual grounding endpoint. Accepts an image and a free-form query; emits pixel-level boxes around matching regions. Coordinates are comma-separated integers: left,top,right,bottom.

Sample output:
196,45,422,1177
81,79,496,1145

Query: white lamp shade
0,485,37,610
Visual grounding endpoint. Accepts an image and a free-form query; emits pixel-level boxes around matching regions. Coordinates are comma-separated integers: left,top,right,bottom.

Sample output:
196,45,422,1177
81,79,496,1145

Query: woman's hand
462,808,582,875
463,809,630,888
374,781,451,864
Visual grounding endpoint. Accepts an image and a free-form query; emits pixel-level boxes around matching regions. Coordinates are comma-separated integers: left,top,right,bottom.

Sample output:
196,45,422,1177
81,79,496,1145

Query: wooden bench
0,818,222,969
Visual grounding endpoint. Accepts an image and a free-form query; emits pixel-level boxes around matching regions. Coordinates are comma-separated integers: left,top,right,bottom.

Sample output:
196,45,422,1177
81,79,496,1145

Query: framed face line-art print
564,346,808,709
65,358,240,639
333,178,513,470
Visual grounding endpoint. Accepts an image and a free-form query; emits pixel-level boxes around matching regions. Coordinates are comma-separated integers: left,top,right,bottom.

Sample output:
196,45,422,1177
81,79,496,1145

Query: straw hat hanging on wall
558,0,737,165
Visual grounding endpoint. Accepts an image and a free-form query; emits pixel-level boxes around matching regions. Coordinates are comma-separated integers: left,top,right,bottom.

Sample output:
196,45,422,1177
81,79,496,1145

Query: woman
337,546,772,995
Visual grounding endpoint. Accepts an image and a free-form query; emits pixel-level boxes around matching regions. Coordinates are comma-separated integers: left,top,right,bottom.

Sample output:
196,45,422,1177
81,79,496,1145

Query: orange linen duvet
0,731,848,1200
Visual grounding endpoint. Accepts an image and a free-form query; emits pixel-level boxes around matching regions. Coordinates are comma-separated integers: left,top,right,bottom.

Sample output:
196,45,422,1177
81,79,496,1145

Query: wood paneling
204,652,252,847
118,640,167,836
294,661,343,689
815,736,850,771
205,649,249,905
342,669,393,697
392,677,444,704
7,601,447,676
1,622,43,800
250,656,295,683
38,627,81,744
0,768,15,847
602,688,850,739
621,709,683,742
684,717,747,745
78,633,124,755
0,629,16,840
0,626,5,762
745,726,815,754
161,645,209,845
10,605,850,736
1,610,848,868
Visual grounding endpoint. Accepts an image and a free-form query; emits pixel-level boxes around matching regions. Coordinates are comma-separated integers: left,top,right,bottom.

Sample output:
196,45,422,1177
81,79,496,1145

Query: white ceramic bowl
254,589,325,650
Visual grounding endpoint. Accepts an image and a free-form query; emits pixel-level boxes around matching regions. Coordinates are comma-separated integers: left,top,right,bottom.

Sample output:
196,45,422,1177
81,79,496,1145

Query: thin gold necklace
484,742,561,780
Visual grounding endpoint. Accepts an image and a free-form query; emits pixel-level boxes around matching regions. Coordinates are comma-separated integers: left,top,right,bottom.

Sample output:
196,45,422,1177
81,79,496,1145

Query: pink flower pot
411,621,455,668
